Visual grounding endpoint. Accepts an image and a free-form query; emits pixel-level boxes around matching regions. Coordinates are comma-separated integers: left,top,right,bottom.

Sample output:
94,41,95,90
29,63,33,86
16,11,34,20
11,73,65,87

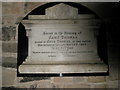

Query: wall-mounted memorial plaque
18,3,108,74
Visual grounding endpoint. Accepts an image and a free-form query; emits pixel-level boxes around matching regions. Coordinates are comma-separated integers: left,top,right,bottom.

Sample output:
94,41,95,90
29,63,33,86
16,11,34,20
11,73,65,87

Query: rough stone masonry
2,2,120,88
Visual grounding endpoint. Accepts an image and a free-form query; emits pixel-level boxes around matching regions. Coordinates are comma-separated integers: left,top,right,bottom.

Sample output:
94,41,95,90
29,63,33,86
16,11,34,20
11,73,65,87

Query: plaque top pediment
46,3,78,18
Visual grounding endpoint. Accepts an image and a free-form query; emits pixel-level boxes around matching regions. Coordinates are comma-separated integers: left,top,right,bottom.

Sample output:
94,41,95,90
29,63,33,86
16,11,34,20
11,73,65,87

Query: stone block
2,52,17,58
36,80,53,88
14,77,23,84
53,83,91,88
93,84,107,88
87,76,106,83
2,57,17,68
0,29,2,41
107,80,119,88
15,80,53,88
0,66,2,87
2,67,16,87
73,77,86,82
51,77,73,84
24,2,45,13
2,2,24,15
2,57,16,63
2,26,16,41
2,16,23,26
52,83,63,88
2,16,16,26
2,42,17,53
63,83,91,88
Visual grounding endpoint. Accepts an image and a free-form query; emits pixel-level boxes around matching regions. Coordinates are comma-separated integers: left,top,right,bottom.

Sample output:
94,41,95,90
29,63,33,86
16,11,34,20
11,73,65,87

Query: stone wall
2,2,120,88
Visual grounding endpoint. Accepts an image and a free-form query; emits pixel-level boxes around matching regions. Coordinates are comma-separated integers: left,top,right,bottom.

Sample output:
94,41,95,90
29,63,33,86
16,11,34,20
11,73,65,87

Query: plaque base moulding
19,60,108,74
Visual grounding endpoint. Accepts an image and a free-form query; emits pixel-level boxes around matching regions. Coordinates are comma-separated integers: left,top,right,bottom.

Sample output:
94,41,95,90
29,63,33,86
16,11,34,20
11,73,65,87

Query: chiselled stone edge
21,58,104,65
21,19,101,25
19,63,108,74
28,14,96,20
